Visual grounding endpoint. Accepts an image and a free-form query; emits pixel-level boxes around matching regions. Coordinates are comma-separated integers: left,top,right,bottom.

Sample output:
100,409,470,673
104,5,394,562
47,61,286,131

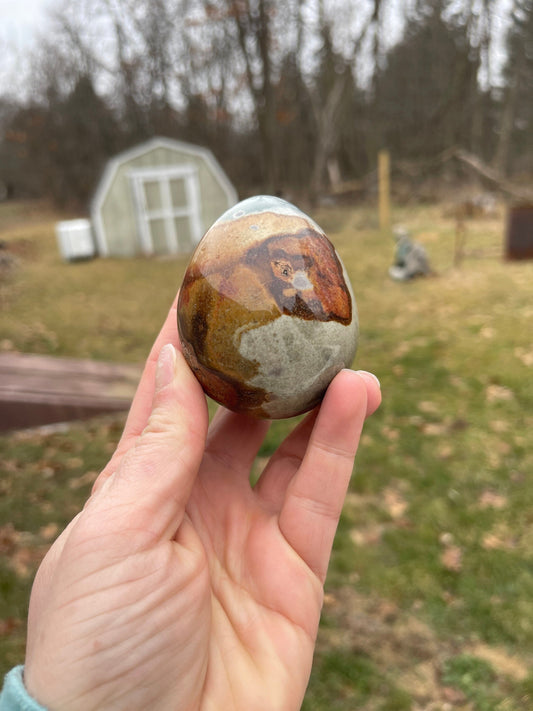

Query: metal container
505,204,533,260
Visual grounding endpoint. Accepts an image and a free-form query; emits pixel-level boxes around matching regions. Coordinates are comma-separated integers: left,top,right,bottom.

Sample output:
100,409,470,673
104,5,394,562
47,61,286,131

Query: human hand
24,298,381,711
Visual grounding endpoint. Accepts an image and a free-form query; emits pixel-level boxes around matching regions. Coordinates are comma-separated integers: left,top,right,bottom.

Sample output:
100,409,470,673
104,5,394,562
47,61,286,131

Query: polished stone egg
177,195,359,419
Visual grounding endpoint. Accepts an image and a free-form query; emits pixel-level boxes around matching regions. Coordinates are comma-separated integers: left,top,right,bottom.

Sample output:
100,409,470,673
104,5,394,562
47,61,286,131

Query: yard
1,197,532,709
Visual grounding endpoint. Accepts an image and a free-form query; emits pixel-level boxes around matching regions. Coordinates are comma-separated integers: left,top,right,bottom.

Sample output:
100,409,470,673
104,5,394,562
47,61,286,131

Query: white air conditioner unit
55,219,95,261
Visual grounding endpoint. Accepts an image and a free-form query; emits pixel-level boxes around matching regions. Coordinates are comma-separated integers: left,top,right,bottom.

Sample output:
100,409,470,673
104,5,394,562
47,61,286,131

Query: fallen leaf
0,523,20,554
468,643,530,681
482,532,515,551
382,425,400,441
449,374,468,391
350,524,385,546
375,600,399,622
489,419,510,433
439,532,454,547
0,618,23,636
394,341,411,358
440,546,463,572
10,547,40,578
479,326,495,339
323,593,338,607
384,488,408,519
421,422,448,436
442,685,467,704
486,384,514,402
514,346,533,367
66,456,84,470
68,471,99,490
478,490,507,509
40,523,59,541
438,444,454,459
418,401,439,414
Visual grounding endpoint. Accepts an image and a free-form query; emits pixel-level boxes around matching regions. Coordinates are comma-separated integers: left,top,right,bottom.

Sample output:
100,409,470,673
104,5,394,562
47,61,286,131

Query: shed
91,137,238,257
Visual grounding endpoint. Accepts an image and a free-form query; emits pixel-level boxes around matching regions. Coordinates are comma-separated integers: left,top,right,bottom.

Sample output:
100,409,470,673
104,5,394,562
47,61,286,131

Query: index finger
93,294,181,491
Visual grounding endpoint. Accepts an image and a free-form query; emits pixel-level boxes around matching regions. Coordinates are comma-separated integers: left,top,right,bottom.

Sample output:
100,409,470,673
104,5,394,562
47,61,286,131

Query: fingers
93,296,181,493
355,370,382,417
254,409,318,511
88,345,209,546
277,369,381,582
256,370,381,512
118,295,182,445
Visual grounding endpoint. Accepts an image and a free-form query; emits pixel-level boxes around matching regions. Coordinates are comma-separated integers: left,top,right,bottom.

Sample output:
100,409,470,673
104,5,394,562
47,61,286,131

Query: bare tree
493,0,533,175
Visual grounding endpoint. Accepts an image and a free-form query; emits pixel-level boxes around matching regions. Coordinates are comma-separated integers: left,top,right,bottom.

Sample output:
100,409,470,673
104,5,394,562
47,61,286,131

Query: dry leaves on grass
39,523,59,541
0,618,23,639
482,523,517,552
68,470,99,490
384,487,409,520
489,419,510,433
439,533,463,572
320,585,533,711
350,524,385,547
514,346,533,367
468,643,530,682
440,546,463,572
478,490,507,510
485,384,514,402
0,523,52,579
418,401,440,414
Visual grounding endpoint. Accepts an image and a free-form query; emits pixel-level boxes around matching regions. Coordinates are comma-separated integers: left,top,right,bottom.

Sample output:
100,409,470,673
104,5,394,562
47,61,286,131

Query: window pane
144,181,162,211
169,178,188,208
149,218,168,254
174,216,193,252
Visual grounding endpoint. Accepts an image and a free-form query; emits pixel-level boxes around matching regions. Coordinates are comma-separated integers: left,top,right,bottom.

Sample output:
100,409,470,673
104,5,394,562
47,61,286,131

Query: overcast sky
0,0,53,97
0,0,514,99
0,0,51,46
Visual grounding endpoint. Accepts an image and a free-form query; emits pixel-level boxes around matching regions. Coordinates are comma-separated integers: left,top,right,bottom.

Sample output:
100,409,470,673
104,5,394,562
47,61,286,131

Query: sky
0,0,51,46
0,0,514,99
0,0,53,96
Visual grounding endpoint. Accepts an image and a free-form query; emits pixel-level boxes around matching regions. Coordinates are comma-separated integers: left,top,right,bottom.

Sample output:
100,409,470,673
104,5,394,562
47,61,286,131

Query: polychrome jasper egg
177,195,358,419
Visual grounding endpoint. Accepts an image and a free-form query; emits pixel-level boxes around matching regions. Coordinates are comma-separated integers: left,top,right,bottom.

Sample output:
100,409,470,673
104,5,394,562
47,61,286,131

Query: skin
24,296,381,711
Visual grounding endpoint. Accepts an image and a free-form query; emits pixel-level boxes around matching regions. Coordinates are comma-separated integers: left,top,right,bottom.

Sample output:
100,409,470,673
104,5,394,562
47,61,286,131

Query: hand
24,298,381,711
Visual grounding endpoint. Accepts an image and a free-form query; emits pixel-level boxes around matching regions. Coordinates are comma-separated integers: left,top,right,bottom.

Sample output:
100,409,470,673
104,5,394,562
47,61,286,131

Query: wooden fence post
378,150,391,233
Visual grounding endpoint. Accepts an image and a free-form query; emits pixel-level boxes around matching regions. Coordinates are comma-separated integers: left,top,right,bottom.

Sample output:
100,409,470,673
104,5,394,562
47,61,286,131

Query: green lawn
1,198,532,709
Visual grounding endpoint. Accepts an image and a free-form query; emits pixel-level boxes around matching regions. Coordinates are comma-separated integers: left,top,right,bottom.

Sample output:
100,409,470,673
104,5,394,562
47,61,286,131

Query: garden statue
388,226,431,281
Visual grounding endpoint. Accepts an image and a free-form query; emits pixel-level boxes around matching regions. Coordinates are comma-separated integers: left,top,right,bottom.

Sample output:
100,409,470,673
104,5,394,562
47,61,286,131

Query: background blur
1,2,532,710
0,0,531,207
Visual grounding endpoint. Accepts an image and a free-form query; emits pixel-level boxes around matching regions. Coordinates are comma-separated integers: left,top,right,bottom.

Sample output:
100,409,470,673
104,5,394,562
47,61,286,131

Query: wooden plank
0,353,142,432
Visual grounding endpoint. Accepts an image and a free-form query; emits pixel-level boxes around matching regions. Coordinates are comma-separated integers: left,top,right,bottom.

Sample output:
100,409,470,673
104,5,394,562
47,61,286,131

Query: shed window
130,166,202,255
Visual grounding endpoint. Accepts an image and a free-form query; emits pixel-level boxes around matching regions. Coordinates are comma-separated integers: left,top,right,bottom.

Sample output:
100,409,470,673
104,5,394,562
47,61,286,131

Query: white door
130,166,203,255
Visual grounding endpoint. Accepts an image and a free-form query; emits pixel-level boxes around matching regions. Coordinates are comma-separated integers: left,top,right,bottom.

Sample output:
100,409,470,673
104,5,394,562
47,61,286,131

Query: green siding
99,144,235,257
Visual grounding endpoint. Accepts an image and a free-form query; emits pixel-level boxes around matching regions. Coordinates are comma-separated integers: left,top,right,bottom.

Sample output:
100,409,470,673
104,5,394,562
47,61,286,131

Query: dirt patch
319,586,532,709
467,643,530,682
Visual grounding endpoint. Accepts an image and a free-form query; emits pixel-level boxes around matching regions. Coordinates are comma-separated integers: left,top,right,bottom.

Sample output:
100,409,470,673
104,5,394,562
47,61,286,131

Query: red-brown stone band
177,196,358,419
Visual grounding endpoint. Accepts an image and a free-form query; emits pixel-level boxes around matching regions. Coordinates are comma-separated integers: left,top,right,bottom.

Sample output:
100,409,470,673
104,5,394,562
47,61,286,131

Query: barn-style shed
91,137,237,257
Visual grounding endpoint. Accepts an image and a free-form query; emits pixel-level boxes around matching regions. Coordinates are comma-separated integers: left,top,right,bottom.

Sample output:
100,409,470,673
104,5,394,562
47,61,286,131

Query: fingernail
155,344,177,391
356,370,381,389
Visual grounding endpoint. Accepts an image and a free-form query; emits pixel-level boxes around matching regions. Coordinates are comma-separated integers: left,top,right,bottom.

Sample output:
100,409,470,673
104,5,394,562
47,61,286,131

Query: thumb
92,344,209,546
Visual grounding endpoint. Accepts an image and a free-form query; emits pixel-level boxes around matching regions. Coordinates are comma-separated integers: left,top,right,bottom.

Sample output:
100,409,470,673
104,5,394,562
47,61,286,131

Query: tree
371,1,481,161
2,75,121,207
273,51,317,195
493,0,533,175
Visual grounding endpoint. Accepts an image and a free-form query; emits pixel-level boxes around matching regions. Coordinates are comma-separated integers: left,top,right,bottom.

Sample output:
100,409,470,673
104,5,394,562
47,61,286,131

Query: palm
187,456,318,707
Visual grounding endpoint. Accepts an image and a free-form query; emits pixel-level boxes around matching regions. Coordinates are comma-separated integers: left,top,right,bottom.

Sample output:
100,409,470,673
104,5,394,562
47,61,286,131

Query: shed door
130,166,203,255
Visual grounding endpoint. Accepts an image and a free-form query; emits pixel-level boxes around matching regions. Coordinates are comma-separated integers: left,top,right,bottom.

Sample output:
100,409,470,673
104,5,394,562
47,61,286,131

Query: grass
1,198,532,708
